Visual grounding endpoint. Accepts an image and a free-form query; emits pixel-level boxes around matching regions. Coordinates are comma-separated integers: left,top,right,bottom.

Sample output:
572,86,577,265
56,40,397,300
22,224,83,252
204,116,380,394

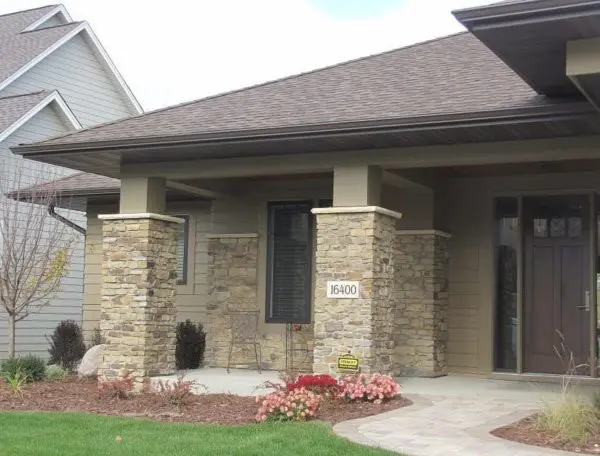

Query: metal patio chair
227,310,262,373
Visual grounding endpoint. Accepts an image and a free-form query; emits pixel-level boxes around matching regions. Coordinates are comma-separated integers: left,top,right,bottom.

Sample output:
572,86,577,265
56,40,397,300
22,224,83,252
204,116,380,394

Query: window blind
175,216,189,284
266,202,313,323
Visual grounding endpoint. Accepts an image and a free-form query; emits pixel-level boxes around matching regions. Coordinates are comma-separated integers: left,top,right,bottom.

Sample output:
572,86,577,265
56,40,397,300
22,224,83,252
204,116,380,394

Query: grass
0,412,400,456
536,392,599,444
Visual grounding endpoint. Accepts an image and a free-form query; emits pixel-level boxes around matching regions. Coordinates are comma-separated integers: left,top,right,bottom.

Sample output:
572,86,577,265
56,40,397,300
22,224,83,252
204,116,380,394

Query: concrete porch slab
151,368,281,396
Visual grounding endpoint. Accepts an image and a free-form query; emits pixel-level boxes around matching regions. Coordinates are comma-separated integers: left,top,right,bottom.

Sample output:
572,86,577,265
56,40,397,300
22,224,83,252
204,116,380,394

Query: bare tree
0,158,77,358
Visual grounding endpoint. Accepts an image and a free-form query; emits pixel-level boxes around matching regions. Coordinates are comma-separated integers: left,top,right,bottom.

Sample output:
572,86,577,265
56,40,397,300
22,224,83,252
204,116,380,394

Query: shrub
45,364,68,381
339,373,400,404
3,368,28,397
255,387,321,422
536,393,599,444
175,320,206,369
47,320,86,370
98,373,134,400
287,374,341,398
155,371,203,409
1,355,46,383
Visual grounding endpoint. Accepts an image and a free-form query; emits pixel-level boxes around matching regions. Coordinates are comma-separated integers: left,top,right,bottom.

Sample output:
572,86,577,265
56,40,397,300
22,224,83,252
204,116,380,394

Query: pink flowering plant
255,387,322,422
339,373,400,404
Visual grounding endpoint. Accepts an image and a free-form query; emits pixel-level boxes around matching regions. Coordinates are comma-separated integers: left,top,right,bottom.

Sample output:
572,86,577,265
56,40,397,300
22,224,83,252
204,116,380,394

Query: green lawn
0,412,399,456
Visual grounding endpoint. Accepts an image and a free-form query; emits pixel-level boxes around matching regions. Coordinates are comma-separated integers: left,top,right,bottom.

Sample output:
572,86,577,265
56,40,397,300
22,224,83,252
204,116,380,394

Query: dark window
266,202,313,323
175,215,189,285
494,198,518,372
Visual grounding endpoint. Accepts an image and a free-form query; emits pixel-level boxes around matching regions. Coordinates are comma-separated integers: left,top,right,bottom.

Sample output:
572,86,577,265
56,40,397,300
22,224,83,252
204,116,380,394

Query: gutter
48,204,86,235
453,0,600,28
12,102,597,157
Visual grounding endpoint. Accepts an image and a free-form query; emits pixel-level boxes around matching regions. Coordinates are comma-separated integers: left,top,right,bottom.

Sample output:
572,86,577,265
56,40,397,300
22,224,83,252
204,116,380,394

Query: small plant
255,387,322,422
536,393,598,444
45,364,68,381
1,355,46,382
339,373,400,404
155,371,203,409
98,373,134,399
88,326,104,349
535,333,598,444
3,368,28,397
287,374,341,398
47,320,87,370
175,320,206,370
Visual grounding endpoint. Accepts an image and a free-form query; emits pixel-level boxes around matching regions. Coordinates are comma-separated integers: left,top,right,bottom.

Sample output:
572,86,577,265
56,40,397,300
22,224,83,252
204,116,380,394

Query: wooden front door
523,195,591,374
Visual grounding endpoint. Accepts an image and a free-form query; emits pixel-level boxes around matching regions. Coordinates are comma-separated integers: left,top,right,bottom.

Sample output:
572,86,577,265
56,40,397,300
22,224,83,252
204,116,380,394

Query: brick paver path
335,394,578,456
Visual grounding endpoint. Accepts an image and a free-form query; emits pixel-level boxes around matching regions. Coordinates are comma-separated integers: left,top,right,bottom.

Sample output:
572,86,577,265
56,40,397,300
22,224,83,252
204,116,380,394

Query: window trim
265,201,314,324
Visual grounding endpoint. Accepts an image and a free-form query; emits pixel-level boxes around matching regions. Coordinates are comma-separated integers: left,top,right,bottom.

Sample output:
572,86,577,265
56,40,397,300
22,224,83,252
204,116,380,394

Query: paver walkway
335,376,594,456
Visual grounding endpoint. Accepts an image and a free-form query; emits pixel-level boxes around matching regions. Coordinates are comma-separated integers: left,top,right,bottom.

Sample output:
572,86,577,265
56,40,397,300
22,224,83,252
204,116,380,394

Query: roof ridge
20,21,82,34
33,31,469,146
0,4,58,20
0,90,49,101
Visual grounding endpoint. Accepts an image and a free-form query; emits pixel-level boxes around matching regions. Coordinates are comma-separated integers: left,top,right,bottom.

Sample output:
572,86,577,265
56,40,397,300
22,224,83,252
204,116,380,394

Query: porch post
312,165,401,374
98,176,182,390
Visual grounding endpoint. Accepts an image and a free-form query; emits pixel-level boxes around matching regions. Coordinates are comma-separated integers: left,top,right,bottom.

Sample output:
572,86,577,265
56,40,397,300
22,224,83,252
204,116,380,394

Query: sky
0,0,487,111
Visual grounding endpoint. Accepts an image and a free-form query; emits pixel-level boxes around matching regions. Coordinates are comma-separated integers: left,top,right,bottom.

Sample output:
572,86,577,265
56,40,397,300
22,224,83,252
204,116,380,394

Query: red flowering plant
286,374,342,398
338,373,400,405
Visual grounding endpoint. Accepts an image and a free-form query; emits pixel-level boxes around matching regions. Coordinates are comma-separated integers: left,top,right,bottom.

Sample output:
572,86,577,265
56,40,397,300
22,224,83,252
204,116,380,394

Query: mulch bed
492,415,600,455
0,376,411,425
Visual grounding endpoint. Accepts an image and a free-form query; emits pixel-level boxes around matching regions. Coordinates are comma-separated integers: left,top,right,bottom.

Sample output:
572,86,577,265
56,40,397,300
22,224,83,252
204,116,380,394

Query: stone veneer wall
393,231,450,377
206,235,259,367
99,215,180,389
312,209,397,375
206,235,315,372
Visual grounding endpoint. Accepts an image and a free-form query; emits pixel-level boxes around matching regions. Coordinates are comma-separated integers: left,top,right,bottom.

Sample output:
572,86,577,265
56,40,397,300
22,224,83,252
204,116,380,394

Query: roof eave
12,102,595,156
453,0,600,29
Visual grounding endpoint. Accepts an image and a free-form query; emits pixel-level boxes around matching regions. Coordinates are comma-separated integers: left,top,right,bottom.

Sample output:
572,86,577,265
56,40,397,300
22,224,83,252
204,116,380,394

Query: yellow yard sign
337,353,360,373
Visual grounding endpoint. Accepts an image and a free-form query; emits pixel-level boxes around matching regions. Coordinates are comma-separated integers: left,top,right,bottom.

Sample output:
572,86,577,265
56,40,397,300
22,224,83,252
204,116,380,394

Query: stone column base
98,213,183,390
393,230,450,377
311,206,401,375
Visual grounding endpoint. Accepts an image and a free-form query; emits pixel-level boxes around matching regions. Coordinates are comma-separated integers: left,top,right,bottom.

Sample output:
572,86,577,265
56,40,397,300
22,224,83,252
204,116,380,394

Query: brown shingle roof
0,5,57,37
0,91,49,133
34,32,570,148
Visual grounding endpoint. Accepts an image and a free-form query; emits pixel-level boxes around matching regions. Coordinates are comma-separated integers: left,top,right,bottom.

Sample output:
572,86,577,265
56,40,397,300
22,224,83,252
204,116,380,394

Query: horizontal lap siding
0,107,84,359
445,180,490,374
0,33,135,127
82,205,212,342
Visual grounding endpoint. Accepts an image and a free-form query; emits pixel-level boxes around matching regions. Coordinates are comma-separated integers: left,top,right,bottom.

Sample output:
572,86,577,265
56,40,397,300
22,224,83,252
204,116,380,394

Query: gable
0,32,137,127
34,13,68,30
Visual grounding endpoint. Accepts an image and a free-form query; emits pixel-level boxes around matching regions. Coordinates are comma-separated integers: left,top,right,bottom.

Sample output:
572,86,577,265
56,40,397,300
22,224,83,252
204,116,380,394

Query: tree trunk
7,313,15,358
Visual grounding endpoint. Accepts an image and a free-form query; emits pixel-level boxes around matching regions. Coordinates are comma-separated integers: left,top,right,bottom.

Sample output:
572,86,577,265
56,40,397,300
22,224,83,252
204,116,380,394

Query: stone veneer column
312,206,401,375
206,234,259,368
393,230,450,377
98,213,182,390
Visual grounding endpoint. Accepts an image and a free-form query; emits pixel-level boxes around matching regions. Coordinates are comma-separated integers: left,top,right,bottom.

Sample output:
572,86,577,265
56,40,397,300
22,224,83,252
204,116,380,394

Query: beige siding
82,203,212,342
444,171,600,375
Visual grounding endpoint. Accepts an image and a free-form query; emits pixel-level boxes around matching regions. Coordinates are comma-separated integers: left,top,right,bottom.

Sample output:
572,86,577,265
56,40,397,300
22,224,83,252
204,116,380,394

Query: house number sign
326,281,360,299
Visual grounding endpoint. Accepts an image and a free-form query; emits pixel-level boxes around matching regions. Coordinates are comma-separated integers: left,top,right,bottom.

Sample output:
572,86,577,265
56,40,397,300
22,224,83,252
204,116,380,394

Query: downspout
48,204,86,235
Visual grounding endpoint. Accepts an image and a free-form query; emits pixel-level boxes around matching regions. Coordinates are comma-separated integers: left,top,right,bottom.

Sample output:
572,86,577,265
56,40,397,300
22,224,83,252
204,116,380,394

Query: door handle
577,290,591,311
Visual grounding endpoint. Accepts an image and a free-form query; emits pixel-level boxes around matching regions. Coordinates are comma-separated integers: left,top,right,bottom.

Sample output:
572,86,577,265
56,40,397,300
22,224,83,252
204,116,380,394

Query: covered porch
44,135,600,385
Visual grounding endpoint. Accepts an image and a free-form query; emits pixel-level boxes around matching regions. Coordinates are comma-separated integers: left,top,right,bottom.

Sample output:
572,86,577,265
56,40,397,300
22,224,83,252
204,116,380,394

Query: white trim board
0,91,81,143
396,229,452,239
311,206,403,220
1,22,143,115
98,213,185,224
22,5,73,32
